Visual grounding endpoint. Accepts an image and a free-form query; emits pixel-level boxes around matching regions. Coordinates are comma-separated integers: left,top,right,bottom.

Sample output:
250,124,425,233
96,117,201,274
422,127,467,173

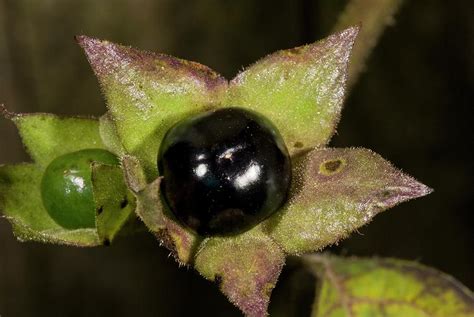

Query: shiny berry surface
41,149,119,229
158,107,291,236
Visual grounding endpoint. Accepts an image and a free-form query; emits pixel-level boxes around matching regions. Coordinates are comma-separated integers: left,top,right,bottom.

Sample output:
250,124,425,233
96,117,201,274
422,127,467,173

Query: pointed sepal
1,105,106,167
228,27,359,155
195,228,285,317
128,168,201,265
266,148,432,254
77,36,228,177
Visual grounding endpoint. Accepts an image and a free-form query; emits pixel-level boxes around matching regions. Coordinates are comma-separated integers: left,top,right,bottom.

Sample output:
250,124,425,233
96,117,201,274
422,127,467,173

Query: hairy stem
333,0,404,89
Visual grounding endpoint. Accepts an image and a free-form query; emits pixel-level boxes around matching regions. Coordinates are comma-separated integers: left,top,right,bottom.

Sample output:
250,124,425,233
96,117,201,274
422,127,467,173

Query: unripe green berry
41,149,119,229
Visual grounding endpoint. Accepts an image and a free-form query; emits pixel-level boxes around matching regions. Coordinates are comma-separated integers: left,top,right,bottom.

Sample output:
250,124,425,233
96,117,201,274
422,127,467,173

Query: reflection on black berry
158,108,292,236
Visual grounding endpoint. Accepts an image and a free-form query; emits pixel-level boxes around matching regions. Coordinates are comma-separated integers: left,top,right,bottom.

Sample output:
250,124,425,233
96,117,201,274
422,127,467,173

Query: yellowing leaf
305,255,474,317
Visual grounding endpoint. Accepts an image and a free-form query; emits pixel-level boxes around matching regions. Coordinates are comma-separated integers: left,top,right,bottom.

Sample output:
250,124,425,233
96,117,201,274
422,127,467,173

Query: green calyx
0,25,446,317
0,109,135,246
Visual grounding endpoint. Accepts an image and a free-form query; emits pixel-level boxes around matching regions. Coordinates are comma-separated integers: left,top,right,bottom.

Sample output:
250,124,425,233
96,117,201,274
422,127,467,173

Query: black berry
158,107,291,236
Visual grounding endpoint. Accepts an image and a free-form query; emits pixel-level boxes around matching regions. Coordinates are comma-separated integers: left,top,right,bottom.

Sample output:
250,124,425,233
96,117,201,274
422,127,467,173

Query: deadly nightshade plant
1,26,473,317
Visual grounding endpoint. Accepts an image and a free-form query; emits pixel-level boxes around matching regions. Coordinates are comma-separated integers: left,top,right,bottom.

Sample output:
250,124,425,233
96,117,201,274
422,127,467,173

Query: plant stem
333,0,404,90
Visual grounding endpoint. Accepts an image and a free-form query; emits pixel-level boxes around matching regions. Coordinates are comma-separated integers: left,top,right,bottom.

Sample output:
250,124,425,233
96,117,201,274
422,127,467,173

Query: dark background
0,0,472,316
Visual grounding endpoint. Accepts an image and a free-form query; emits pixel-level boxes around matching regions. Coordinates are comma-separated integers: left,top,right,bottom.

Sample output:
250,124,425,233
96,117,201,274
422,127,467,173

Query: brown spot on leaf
319,158,345,175
294,141,304,148
97,206,104,215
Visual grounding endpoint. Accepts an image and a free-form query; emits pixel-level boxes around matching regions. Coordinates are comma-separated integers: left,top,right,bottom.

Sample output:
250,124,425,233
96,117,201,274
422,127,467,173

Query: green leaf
195,227,285,317
77,36,228,178
265,148,432,254
304,255,474,317
1,105,105,167
91,163,135,245
133,176,201,264
0,164,100,246
228,27,359,156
